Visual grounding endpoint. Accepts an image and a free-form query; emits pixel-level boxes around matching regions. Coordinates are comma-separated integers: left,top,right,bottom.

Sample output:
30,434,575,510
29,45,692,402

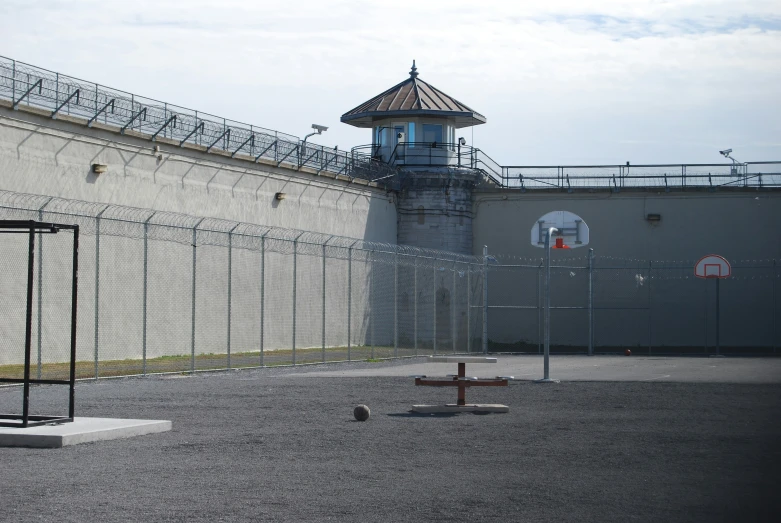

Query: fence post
322,242,327,363
588,248,594,356
347,243,353,361
648,259,653,355
370,250,374,359
227,224,239,370
433,262,438,355
482,246,488,355
142,212,155,375
36,198,53,379
394,250,398,358
293,235,299,365
467,262,471,353
191,218,204,373
260,234,266,366
452,261,457,354
94,206,108,379
414,256,418,356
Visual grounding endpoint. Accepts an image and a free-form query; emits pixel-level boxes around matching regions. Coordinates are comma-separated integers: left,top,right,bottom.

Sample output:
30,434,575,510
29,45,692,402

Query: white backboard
695,255,731,279
531,211,589,248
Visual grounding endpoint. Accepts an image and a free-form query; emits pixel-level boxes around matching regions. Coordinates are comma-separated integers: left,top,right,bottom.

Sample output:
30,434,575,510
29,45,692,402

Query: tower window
422,124,443,145
417,205,425,225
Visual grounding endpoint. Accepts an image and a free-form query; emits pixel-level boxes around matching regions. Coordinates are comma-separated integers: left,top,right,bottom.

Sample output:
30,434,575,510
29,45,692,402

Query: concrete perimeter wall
473,189,781,351
0,104,396,242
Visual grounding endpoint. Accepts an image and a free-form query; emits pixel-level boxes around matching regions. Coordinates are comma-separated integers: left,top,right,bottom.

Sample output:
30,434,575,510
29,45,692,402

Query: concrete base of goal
411,404,509,414
0,417,172,448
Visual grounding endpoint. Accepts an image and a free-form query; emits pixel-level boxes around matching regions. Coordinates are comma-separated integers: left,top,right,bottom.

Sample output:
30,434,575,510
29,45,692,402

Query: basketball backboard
531,211,589,249
695,255,731,279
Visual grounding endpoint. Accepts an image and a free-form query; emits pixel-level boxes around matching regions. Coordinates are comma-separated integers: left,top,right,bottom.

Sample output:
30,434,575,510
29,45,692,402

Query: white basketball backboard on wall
695,255,731,279
530,211,590,249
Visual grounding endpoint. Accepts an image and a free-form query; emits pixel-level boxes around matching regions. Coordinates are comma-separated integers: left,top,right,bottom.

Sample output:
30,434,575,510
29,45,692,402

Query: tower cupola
341,62,485,166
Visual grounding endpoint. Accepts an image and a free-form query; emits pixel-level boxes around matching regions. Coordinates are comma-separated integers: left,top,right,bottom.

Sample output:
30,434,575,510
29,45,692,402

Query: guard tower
341,61,486,255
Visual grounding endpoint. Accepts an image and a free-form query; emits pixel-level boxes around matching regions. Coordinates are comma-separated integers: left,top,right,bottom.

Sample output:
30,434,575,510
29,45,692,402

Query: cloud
0,0,779,164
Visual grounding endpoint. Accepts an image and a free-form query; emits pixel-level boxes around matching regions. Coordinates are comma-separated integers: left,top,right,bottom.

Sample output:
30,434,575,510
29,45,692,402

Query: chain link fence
486,252,779,355
0,190,485,380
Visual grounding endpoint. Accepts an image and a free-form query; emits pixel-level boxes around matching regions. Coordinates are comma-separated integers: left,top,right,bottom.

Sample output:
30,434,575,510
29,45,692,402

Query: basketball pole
716,278,720,356
535,227,560,384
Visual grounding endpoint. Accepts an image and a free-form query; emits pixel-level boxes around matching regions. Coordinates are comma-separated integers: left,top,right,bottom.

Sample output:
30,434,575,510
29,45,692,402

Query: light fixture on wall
91,163,108,174
646,213,661,222
275,192,287,201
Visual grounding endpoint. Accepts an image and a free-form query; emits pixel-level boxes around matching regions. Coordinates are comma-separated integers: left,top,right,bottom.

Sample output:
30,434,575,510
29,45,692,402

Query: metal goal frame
0,220,79,428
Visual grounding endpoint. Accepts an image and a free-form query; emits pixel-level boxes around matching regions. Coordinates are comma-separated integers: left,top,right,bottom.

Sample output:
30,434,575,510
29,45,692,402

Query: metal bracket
151,115,177,142
51,89,80,119
207,129,230,153
255,140,277,163
231,134,254,158
318,151,338,175
13,79,43,110
179,121,204,147
277,144,298,167
300,147,320,170
121,107,147,134
87,99,115,127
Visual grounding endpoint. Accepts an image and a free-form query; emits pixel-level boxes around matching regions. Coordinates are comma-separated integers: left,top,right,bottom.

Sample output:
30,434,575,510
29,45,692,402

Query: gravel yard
1,357,780,522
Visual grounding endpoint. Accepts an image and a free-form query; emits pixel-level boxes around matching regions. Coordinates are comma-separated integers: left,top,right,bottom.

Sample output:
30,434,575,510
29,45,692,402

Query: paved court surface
277,354,781,383
1,355,780,522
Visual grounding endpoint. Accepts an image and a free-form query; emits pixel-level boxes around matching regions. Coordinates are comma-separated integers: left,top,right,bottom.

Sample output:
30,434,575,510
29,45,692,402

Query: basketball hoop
552,237,570,249
529,211,590,383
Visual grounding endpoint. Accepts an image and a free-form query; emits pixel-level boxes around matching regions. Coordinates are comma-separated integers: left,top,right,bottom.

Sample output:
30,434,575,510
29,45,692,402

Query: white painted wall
0,107,397,243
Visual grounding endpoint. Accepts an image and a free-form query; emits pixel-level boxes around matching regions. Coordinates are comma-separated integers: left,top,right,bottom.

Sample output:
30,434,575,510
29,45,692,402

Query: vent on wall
646,213,661,222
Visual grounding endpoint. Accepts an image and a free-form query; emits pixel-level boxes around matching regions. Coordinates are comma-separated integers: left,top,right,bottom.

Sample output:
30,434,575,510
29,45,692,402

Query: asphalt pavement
1,355,780,522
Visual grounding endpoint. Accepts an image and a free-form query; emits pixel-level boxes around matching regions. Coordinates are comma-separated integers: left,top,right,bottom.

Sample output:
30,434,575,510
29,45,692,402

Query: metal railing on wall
352,140,781,190
0,56,400,187
0,190,486,380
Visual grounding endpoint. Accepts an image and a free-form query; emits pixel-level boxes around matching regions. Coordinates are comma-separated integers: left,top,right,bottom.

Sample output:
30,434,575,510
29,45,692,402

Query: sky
1,0,779,165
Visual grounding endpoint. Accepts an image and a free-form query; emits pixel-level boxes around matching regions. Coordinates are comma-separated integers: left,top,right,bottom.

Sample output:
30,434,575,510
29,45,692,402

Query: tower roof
341,61,486,129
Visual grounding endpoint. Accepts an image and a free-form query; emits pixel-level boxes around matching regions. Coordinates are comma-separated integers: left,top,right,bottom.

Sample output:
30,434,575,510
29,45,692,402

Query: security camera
311,124,328,133
458,137,466,146
719,149,732,156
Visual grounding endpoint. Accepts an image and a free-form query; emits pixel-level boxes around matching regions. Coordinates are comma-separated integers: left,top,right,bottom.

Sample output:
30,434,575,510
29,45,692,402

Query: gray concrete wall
473,189,781,350
397,169,476,255
0,104,397,243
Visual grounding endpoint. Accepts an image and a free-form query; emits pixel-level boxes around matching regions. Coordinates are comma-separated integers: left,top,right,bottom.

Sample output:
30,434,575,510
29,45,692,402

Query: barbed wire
0,189,483,270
